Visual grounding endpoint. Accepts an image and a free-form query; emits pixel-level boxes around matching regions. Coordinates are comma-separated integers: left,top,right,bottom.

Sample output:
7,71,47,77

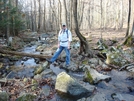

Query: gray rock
0,91,9,101
55,72,94,99
6,71,17,79
41,69,53,76
86,92,109,101
84,65,111,84
111,93,134,101
16,93,36,101
42,85,50,96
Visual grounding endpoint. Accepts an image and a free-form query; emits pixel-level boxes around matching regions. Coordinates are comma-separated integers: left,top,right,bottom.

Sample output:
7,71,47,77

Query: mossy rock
34,65,43,75
0,91,9,101
106,52,126,66
82,60,88,65
0,63,3,68
84,68,94,84
16,93,36,101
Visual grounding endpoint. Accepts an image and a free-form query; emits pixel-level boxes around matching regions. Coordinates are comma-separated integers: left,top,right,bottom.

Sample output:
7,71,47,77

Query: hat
62,23,66,26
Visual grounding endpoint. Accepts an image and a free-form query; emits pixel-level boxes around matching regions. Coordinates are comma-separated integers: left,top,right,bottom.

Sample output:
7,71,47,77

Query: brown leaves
1,78,56,100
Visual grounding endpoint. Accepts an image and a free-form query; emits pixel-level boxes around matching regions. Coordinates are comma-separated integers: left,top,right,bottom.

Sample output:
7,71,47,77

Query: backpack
60,29,68,38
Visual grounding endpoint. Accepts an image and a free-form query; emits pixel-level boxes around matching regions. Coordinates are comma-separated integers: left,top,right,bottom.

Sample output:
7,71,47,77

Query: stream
3,43,134,101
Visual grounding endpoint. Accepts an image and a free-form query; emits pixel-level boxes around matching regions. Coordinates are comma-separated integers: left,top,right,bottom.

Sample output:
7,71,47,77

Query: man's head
62,23,66,29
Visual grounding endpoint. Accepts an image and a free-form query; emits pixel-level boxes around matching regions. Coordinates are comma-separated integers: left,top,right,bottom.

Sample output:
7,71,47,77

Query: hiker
46,23,72,67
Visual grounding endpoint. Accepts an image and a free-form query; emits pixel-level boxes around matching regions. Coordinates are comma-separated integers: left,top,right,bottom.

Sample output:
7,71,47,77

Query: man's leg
50,46,63,62
64,47,70,66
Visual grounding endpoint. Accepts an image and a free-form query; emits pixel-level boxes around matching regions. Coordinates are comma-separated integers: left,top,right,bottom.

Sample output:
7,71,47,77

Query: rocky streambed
0,33,134,101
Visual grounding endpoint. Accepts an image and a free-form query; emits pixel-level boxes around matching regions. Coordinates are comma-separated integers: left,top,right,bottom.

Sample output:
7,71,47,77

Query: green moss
82,60,88,65
85,68,94,84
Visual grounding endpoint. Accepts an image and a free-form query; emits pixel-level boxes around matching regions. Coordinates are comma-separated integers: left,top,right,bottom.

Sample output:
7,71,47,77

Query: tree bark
33,0,37,31
37,0,41,32
125,0,131,37
73,0,93,57
0,49,51,59
63,0,68,27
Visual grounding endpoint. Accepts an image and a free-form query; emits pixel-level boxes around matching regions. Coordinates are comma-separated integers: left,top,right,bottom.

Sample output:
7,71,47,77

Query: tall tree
7,0,11,46
123,0,133,46
125,0,131,37
63,0,68,27
33,0,37,31
37,0,41,32
73,0,93,57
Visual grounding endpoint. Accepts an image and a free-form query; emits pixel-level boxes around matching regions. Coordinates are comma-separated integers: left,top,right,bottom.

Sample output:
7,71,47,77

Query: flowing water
10,45,134,101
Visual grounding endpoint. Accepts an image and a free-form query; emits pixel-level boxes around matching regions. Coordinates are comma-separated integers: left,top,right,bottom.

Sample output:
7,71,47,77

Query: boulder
55,72,94,99
16,93,36,101
111,93,134,101
84,65,111,84
0,91,9,101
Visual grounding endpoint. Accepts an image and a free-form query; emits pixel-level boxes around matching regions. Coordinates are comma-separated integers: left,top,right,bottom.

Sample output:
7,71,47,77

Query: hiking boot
66,64,70,67
46,58,52,63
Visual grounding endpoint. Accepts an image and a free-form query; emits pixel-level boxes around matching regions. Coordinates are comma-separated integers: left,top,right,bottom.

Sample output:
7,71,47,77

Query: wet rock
88,58,99,66
86,92,109,101
16,93,36,101
36,44,47,52
0,63,3,68
82,60,88,65
6,71,17,79
41,85,51,96
0,91,9,101
42,61,48,69
34,74,42,80
34,65,44,75
126,65,134,72
84,65,111,84
63,62,78,71
106,52,127,66
111,93,134,101
41,69,53,77
55,72,94,99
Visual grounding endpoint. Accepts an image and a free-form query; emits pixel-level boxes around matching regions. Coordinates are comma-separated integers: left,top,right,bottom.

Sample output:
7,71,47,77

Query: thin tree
73,0,93,57
123,0,133,46
125,0,131,37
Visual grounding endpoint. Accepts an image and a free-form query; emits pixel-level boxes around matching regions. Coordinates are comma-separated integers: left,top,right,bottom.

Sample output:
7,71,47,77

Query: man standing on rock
46,23,72,67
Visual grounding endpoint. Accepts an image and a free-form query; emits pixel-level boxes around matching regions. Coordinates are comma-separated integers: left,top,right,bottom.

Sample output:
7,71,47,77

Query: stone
84,65,111,84
16,93,36,101
0,91,9,101
55,72,94,99
111,93,134,101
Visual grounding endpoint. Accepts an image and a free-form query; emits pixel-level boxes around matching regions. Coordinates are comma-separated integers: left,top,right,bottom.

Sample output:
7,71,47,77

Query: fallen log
0,49,51,60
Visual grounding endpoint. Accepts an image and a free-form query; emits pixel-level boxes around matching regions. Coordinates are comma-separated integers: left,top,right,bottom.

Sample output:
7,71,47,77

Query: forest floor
0,28,134,101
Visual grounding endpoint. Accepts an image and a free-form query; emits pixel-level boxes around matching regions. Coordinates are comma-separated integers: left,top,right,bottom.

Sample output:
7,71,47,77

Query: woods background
0,0,133,35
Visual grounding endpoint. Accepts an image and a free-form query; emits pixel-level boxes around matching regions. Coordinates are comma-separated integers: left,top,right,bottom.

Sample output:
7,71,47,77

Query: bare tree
125,0,131,37
123,0,133,46
37,0,41,32
33,0,37,31
63,0,68,27
7,0,11,46
43,0,46,32
73,0,93,57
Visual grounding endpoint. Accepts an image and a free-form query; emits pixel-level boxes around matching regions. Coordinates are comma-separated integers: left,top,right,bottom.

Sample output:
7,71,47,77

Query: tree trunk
58,0,62,29
123,0,133,46
37,0,41,32
7,0,10,46
63,0,68,27
73,0,93,57
33,0,37,31
0,49,51,60
125,0,131,37
43,0,46,33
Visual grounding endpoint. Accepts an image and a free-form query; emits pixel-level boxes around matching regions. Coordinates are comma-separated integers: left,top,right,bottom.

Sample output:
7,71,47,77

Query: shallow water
13,45,134,100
